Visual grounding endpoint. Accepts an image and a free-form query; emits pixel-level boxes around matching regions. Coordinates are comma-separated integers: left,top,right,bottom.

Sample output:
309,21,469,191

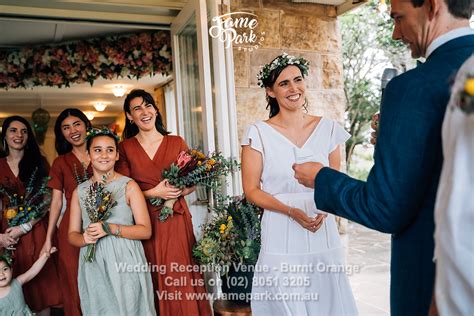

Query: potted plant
193,195,262,303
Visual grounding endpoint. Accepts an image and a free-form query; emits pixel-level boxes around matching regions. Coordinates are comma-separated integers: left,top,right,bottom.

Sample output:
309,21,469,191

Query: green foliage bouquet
82,177,117,262
193,196,262,276
150,149,239,222
1,168,51,227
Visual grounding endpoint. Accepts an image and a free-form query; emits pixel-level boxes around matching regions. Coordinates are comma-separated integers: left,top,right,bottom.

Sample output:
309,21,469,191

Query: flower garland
0,31,172,89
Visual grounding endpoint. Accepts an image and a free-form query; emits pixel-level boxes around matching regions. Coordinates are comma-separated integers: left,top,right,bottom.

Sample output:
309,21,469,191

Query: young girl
0,116,62,315
0,247,58,315
41,108,92,316
68,128,156,315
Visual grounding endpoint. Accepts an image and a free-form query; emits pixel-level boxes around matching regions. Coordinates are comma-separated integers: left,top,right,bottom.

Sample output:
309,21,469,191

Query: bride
241,53,358,315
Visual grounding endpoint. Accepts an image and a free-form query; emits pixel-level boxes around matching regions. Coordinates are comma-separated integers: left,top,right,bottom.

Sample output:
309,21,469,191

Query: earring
302,97,309,113
129,120,134,124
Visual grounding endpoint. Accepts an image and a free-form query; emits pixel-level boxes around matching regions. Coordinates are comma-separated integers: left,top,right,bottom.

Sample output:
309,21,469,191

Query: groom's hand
292,162,324,189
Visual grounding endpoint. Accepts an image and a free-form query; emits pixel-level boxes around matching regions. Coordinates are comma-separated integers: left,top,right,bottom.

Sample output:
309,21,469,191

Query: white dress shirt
426,27,474,58
434,55,474,315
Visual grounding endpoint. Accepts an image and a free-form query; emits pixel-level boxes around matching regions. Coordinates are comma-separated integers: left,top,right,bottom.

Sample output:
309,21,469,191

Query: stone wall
231,0,346,145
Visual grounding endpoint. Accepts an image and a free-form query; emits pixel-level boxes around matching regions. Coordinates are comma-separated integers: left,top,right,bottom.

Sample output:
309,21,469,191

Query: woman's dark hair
264,61,308,118
122,89,169,139
86,130,120,152
0,116,49,185
54,108,91,155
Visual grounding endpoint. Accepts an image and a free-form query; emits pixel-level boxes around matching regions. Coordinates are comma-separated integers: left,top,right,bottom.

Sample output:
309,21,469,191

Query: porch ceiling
0,0,180,123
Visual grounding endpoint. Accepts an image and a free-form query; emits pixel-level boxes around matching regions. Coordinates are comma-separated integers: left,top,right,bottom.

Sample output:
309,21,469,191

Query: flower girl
0,248,57,315
68,128,156,315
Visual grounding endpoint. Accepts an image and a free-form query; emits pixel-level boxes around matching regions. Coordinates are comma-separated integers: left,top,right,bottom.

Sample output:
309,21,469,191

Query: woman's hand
0,233,17,248
82,231,97,245
370,113,379,145
86,223,108,240
153,179,183,200
290,208,326,233
181,186,196,197
40,238,53,255
6,226,25,240
42,246,58,258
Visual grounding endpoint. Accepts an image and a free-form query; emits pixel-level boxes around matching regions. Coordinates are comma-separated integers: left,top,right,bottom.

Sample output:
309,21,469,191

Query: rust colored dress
116,135,212,316
48,152,92,316
0,157,63,312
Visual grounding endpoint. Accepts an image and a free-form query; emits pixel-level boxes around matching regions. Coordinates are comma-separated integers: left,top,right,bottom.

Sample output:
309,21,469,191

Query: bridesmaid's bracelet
20,222,33,234
113,224,122,238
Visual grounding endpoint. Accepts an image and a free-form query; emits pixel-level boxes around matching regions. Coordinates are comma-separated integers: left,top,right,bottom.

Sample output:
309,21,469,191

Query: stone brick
231,0,262,11
280,14,339,53
307,90,346,120
253,9,280,49
236,87,269,142
233,48,250,88
322,54,344,89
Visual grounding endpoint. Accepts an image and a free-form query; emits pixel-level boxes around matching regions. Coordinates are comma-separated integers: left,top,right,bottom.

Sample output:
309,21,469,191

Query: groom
293,0,473,315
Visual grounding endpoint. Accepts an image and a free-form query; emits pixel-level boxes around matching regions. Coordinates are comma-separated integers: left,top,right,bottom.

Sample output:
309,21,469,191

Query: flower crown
86,127,120,142
0,250,13,267
256,53,310,88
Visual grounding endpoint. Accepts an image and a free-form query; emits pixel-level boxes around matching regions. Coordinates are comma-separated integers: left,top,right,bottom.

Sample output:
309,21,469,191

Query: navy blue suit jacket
314,35,474,315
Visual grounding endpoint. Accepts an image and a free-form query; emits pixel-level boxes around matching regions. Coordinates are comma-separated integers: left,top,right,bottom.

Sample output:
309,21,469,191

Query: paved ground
346,222,391,315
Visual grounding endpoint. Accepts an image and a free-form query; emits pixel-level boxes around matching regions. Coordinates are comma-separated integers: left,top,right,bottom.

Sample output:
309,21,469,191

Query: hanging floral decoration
0,31,172,89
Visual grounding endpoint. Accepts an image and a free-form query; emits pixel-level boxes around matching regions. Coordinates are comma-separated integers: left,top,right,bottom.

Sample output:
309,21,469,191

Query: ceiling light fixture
84,111,95,121
112,85,127,97
93,102,107,112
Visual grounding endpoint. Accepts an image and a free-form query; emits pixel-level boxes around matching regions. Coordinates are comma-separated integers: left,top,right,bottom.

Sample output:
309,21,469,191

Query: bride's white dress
242,118,358,315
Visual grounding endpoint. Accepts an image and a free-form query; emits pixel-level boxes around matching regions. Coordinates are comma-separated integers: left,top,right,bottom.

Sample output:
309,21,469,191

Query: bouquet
150,149,238,222
82,177,117,262
193,196,262,276
1,168,51,227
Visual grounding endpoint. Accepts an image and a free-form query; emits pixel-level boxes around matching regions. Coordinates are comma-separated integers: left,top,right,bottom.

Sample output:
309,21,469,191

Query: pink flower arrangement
176,151,193,169
0,31,172,89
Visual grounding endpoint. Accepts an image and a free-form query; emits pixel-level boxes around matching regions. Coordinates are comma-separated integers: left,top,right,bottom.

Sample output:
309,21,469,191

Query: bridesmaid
69,128,156,315
0,116,62,315
116,89,212,316
41,108,92,316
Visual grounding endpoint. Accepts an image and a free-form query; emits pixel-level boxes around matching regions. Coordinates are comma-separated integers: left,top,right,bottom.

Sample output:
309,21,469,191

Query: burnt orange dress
48,152,92,316
0,157,62,312
116,135,212,316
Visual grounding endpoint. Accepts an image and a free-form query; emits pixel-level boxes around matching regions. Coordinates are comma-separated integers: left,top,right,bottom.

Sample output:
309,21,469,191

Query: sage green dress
77,176,156,316
0,279,33,316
